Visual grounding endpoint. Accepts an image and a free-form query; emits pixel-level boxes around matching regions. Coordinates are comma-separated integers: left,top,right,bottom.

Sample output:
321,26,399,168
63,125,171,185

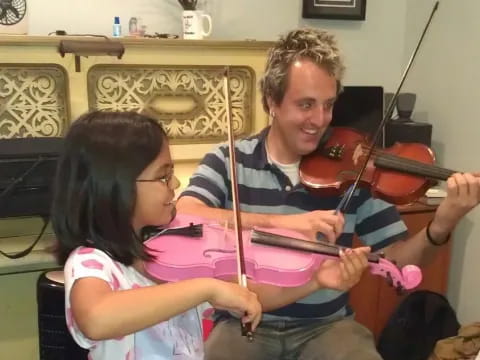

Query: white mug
182,10,212,40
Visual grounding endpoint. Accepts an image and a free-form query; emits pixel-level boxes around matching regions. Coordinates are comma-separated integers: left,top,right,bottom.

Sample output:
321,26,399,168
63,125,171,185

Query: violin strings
376,154,454,179
361,149,453,179
251,229,381,263
375,153,454,179
359,145,455,179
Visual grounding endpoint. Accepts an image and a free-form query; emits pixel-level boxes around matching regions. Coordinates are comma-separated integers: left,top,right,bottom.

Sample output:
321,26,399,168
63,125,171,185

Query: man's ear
266,97,275,117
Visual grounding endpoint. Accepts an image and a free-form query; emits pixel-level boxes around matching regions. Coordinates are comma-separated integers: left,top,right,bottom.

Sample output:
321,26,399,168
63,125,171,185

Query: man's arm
176,195,344,242
384,173,480,267
177,196,278,229
382,227,439,268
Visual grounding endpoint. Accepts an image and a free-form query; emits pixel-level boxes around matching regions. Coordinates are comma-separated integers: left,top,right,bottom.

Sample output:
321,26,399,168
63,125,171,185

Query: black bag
377,290,460,360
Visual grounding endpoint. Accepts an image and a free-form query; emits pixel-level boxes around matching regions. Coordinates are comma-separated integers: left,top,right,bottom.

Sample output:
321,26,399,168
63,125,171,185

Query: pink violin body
145,214,318,287
144,214,422,292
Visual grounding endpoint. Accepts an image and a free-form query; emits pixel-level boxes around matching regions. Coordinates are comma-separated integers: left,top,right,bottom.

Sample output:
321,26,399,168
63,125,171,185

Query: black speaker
0,137,63,218
385,120,432,148
37,271,88,360
396,93,416,120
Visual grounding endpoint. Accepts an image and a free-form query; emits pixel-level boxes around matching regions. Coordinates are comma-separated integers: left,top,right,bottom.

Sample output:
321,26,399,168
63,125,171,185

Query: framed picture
302,0,366,20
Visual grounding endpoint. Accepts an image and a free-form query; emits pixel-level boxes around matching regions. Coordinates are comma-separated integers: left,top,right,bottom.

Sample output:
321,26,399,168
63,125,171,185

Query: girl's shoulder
68,246,110,259
65,246,152,290
64,247,122,284
66,246,117,269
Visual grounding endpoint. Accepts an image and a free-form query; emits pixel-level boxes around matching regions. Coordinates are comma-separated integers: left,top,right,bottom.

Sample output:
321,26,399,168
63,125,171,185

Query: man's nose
311,106,328,127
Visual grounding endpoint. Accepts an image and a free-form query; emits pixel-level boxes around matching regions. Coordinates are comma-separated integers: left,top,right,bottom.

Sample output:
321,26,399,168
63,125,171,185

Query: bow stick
223,67,254,341
340,1,440,212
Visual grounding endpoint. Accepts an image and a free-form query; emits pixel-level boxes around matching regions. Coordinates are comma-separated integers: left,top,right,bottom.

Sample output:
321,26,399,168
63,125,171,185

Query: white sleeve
63,247,117,349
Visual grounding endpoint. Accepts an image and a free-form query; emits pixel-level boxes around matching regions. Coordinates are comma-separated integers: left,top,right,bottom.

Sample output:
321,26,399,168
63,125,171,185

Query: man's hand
431,173,480,236
275,210,345,243
311,247,370,292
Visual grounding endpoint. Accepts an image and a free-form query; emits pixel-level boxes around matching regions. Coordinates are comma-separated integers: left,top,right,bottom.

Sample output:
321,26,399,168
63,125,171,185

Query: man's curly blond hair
260,27,345,113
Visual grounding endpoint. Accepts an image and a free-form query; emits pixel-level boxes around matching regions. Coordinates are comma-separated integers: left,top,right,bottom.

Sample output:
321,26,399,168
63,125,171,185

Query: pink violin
144,214,422,294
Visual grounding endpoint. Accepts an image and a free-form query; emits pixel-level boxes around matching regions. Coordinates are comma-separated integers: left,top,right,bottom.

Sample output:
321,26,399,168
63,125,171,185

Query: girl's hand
207,279,262,330
312,246,370,291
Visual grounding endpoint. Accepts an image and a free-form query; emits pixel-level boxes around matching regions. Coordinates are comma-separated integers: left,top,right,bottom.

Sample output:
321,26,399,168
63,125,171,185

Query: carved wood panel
88,65,255,143
0,65,69,139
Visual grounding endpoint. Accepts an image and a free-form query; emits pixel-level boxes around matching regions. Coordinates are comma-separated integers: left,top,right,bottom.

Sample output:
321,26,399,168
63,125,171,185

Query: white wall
404,0,480,323
26,0,407,89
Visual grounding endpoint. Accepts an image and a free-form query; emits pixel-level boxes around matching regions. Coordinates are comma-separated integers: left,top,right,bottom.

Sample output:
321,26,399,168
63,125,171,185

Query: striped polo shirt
180,127,408,321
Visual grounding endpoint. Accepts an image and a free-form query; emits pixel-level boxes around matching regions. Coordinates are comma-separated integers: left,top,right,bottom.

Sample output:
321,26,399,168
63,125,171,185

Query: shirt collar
252,126,271,169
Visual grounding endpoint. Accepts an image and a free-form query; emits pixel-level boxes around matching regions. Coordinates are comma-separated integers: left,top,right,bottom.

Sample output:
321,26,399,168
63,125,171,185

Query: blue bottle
113,16,122,37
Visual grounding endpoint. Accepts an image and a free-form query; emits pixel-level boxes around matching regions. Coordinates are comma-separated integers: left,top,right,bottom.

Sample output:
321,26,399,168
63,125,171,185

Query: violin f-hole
202,248,236,258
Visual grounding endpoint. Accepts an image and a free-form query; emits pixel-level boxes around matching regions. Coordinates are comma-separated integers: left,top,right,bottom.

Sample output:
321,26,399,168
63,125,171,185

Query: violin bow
340,1,440,213
223,66,254,341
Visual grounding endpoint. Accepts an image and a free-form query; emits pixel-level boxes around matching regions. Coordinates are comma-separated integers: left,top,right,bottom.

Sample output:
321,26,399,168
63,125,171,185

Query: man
176,27,480,360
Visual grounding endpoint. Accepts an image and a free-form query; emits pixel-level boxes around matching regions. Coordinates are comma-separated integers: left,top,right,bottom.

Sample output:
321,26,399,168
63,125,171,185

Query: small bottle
113,16,122,37
129,17,138,36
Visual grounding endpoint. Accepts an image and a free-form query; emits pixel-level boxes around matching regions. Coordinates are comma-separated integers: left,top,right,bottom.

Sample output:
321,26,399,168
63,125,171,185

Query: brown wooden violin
300,126,455,205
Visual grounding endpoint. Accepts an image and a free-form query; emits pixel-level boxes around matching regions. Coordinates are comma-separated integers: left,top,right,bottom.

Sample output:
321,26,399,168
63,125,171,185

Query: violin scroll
370,258,422,295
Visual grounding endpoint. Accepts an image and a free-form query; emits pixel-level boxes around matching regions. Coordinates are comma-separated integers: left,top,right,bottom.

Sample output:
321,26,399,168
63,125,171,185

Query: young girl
51,111,262,359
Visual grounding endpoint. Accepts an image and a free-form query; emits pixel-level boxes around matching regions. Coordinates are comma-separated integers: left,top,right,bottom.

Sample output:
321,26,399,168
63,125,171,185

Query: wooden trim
397,199,438,214
0,35,274,50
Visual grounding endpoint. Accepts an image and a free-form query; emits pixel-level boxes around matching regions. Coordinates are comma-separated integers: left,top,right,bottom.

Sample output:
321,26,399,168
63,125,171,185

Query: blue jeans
204,316,382,360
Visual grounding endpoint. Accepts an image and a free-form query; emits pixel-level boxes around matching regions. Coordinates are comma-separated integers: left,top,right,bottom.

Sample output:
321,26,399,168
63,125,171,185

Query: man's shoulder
235,132,263,154
208,128,267,159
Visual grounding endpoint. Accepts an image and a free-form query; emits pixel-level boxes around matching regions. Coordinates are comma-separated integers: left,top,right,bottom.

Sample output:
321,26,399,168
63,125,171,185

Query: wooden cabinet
349,201,452,339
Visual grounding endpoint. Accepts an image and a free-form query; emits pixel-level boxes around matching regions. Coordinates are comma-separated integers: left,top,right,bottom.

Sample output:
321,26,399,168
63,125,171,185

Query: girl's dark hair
52,111,167,265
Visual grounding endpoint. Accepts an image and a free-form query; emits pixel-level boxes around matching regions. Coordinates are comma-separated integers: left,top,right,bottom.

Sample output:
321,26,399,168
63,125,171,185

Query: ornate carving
0,65,69,138
88,66,254,143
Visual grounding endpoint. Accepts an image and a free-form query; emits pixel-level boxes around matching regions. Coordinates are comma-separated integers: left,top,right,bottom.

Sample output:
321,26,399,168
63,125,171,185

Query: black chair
37,270,88,360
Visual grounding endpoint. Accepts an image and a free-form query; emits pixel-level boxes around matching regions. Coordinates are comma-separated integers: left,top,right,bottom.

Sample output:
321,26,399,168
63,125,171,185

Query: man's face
269,59,338,159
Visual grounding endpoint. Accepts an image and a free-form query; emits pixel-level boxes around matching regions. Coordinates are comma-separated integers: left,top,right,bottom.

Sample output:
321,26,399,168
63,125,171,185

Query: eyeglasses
136,172,174,187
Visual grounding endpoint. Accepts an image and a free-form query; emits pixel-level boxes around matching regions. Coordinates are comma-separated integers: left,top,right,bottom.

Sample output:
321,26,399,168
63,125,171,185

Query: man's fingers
340,249,356,278
464,173,480,204
446,176,458,198
316,224,336,243
453,173,468,199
